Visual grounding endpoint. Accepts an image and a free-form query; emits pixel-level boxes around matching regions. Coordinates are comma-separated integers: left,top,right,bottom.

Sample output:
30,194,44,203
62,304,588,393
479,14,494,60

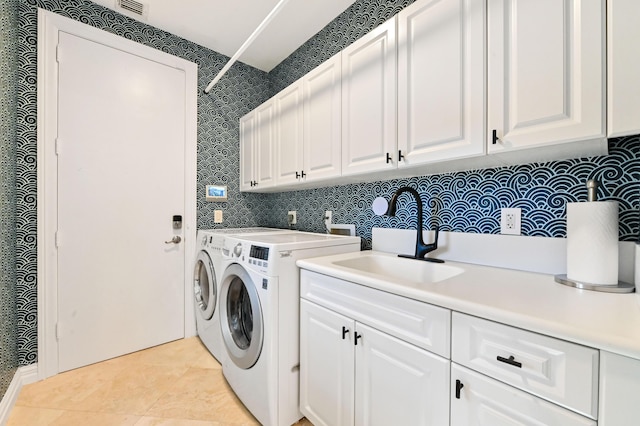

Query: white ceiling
90,0,356,72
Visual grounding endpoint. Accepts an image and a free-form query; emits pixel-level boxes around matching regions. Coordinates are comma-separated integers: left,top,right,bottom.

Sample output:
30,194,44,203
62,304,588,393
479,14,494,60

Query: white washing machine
193,228,294,364
218,232,361,426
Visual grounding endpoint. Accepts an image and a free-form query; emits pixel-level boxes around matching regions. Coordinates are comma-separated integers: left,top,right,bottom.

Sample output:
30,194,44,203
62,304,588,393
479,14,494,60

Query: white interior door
55,30,187,372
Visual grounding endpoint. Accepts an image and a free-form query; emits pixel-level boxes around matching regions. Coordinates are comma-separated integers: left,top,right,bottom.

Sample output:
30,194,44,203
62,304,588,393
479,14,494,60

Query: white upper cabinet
255,100,277,189
239,111,256,191
341,18,397,176
240,0,620,192
303,54,342,182
273,56,342,190
488,0,606,156
240,99,276,191
607,0,640,137
397,0,486,167
275,79,304,186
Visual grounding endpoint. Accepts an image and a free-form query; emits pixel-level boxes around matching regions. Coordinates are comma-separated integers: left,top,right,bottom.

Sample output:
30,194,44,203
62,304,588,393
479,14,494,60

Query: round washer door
193,251,216,320
220,263,263,369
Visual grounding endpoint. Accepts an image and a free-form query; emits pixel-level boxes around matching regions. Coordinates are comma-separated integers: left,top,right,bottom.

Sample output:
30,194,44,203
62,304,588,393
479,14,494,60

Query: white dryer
218,232,361,426
193,228,293,364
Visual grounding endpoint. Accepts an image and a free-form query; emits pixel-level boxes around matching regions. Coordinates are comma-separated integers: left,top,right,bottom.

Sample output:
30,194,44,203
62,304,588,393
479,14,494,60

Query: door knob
165,236,182,244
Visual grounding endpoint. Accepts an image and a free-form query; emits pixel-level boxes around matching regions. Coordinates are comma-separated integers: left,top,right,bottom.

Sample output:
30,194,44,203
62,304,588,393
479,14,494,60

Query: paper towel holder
553,274,635,293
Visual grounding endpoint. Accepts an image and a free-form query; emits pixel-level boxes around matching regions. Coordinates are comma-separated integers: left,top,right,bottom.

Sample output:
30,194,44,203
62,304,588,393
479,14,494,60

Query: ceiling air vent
116,0,148,19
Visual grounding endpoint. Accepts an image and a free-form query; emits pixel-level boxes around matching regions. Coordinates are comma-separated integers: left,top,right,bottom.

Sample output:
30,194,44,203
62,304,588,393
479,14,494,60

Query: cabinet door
451,364,596,426
255,99,276,189
607,0,640,137
397,0,485,166
599,351,640,425
300,300,355,426
304,54,342,182
354,323,450,426
275,80,304,185
239,111,256,191
452,312,599,418
341,18,397,176
488,0,605,153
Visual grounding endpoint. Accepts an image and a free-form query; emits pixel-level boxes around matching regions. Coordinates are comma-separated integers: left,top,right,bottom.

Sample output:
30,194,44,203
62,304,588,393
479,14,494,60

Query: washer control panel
250,245,270,261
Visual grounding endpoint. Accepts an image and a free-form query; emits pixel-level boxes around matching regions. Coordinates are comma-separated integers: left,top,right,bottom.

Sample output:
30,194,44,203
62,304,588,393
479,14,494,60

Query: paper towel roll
567,201,619,285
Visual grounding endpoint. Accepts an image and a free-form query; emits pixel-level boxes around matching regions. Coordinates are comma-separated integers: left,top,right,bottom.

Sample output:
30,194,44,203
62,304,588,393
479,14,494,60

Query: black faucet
385,186,444,263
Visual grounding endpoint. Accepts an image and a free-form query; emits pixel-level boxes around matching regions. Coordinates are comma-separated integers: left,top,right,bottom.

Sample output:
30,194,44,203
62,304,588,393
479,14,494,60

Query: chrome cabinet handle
165,236,182,244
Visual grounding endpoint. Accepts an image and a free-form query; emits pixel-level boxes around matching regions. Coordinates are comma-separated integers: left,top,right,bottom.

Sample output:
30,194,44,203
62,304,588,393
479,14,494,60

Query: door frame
36,9,198,379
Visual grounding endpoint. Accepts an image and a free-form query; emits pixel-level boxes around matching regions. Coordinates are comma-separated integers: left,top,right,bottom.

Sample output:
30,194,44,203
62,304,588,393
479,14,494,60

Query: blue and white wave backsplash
260,135,640,250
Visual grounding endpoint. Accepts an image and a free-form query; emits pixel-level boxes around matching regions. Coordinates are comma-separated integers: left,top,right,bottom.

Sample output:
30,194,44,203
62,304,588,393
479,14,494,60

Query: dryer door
220,263,264,369
193,251,216,320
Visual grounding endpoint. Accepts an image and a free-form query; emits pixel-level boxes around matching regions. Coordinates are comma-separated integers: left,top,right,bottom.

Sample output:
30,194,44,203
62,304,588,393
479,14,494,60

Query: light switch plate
214,210,223,223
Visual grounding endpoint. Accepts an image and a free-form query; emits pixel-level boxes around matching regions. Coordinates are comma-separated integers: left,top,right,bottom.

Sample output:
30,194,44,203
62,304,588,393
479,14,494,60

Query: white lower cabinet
355,322,450,426
300,300,354,426
451,364,596,426
300,295,450,425
299,269,640,425
598,351,640,425
451,312,599,419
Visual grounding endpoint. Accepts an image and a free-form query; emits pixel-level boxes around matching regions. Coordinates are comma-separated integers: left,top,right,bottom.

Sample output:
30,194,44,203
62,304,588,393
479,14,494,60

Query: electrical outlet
288,210,297,225
214,210,223,224
501,208,521,235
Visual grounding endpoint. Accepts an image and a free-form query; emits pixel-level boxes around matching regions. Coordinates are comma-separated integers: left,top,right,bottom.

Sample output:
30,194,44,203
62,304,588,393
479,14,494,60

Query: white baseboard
0,364,38,426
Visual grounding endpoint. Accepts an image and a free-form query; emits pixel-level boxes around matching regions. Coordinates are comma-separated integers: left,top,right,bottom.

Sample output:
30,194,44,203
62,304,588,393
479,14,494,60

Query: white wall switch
214,210,223,223
501,208,521,235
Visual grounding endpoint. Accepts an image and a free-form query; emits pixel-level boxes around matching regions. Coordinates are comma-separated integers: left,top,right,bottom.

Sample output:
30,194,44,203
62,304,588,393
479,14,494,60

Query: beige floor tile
80,364,190,415
134,416,219,426
111,337,209,369
192,349,223,370
6,406,66,426
144,367,258,424
16,360,128,410
49,410,140,426
8,338,308,426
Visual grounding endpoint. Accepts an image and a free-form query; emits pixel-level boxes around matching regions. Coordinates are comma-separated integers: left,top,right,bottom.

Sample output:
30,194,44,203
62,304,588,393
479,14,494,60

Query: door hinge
55,322,60,340
56,44,60,63
55,231,60,248
55,138,60,155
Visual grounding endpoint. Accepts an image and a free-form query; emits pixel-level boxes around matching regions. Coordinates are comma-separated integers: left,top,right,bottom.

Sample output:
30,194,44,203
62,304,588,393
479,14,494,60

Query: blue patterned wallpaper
260,136,640,249
5,0,640,378
0,0,19,399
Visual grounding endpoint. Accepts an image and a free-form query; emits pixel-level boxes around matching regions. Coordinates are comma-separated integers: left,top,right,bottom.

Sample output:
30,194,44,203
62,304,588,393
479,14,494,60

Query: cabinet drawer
452,312,599,419
451,364,596,426
301,270,450,358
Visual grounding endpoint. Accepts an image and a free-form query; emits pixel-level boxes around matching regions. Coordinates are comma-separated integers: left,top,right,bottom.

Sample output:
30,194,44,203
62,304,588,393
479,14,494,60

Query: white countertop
297,250,640,361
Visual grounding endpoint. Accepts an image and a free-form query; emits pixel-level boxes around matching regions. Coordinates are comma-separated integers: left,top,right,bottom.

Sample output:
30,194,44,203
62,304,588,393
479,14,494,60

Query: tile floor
8,337,313,425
